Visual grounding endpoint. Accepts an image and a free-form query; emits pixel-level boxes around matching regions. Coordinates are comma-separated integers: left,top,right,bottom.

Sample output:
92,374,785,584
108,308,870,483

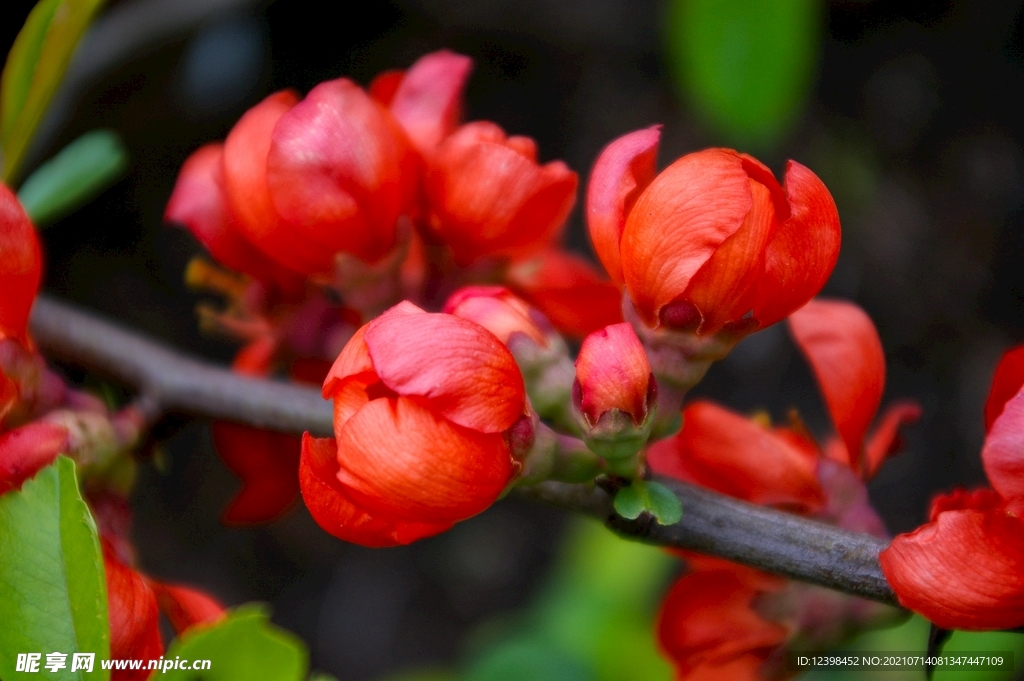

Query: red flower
880,345,1024,629
0,183,41,345
103,542,225,680
586,127,840,333
506,249,624,339
442,285,550,349
300,302,526,546
424,122,578,265
788,299,921,479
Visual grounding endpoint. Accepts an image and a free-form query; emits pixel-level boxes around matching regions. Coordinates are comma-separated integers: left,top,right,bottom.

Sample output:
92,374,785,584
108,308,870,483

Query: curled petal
426,122,577,264
299,433,451,546
880,508,1024,630
863,400,922,480
211,422,300,525
984,345,1024,433
151,581,225,635
507,249,623,338
621,149,752,327
388,50,472,155
648,401,824,513
575,323,651,425
322,324,375,399
929,487,1003,522
0,421,67,494
104,546,163,676
586,126,660,284
981,387,1024,505
683,178,775,334
268,79,418,263
0,183,41,344
364,308,525,433
334,397,513,524
657,569,788,675
750,161,841,328
164,144,302,293
789,298,885,476
444,286,548,347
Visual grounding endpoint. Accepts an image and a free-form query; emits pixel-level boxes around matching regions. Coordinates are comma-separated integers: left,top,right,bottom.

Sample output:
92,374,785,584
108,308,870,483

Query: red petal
788,298,885,476
389,50,472,155
0,421,67,494
648,401,824,513
750,161,841,328
425,122,577,264
267,79,418,263
880,507,1024,630
104,545,163,676
151,581,225,635
0,183,40,344
981,386,1024,505
984,344,1024,433
369,69,404,106
299,433,450,546
507,249,623,338
585,126,660,284
443,286,548,347
683,178,776,334
222,90,337,275
164,144,303,293
334,396,513,524
322,323,375,399
364,308,525,433
657,569,788,675
211,421,300,525
863,400,922,480
575,323,651,425
620,149,752,327
928,487,1003,522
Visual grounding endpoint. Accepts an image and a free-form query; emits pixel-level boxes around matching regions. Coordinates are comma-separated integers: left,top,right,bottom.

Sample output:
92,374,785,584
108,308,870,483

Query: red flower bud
587,128,840,334
506,249,624,339
300,302,525,546
0,183,41,345
574,323,652,427
0,421,68,495
424,121,577,265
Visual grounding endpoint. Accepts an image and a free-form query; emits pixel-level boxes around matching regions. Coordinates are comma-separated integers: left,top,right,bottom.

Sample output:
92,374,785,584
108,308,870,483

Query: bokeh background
3,0,1024,678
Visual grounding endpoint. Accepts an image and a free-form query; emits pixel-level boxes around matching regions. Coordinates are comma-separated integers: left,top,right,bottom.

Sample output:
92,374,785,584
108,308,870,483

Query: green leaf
612,481,682,525
162,604,307,681
1,0,107,182
18,129,128,226
0,456,110,681
665,0,820,149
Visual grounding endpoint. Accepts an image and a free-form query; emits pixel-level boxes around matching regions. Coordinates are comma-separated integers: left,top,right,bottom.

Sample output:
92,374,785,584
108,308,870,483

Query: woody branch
29,294,898,607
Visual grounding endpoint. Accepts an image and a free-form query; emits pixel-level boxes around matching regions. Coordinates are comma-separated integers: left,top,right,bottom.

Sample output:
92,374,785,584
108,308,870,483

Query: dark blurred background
3,0,1024,677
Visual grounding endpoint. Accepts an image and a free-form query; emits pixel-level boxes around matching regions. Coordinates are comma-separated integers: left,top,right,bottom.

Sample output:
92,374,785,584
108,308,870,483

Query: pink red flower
0,183,41,345
586,127,840,333
880,345,1024,629
573,323,654,442
300,302,525,546
0,421,68,494
424,122,577,265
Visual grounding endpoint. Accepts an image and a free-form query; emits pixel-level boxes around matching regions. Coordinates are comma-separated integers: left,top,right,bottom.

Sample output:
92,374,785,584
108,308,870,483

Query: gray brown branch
29,294,898,606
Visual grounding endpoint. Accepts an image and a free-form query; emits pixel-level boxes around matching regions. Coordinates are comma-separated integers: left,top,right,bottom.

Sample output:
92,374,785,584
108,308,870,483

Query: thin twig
29,294,899,605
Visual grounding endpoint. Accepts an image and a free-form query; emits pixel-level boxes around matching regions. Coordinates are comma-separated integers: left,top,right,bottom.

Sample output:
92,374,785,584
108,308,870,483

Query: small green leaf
162,605,307,681
612,481,682,525
665,0,820,148
18,129,128,226
0,456,110,681
612,483,646,520
1,0,108,182
644,481,683,525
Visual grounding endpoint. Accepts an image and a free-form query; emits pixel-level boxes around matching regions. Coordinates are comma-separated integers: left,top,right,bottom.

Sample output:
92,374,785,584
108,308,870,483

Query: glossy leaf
2,0,108,182
162,605,307,681
613,480,682,525
18,129,128,226
665,0,819,148
0,456,110,680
